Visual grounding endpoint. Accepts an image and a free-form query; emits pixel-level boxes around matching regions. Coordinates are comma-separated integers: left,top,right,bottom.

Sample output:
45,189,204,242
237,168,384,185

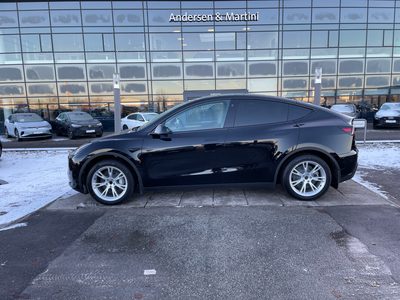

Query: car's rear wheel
15,129,22,142
87,159,134,205
123,124,128,130
4,126,11,138
281,155,331,201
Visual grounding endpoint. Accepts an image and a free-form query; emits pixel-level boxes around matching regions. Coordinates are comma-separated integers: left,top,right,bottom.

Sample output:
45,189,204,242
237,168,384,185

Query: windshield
144,113,159,121
15,114,43,122
381,103,400,111
69,113,93,121
331,105,355,113
137,102,187,131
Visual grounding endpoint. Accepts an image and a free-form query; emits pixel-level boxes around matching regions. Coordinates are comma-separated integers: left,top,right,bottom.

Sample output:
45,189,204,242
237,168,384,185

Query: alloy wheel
289,160,327,197
91,166,128,202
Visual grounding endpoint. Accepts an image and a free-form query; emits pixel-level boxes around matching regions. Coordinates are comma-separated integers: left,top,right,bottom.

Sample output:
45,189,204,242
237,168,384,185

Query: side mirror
151,124,171,141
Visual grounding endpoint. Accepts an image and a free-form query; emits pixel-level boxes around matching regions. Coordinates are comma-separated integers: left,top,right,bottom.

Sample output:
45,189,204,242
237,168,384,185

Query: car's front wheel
15,129,22,142
281,155,331,201
87,159,135,205
68,127,75,139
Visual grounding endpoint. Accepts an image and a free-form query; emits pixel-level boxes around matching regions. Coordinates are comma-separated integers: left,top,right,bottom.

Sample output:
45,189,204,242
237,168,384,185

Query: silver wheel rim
289,160,326,197
91,166,128,202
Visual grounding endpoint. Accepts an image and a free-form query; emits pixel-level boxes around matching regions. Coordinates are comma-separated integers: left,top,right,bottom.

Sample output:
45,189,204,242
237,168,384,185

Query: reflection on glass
283,61,309,76
152,63,182,79
340,8,367,23
0,11,18,28
148,10,180,26
53,34,83,51
119,64,146,79
215,33,235,49
339,59,364,74
311,77,336,89
40,34,52,52
312,31,328,47
58,82,88,96
255,9,279,24
216,62,245,78
1,53,23,64
339,30,366,47
82,10,112,26
184,80,215,91
283,31,310,48
89,82,114,95
0,84,25,96
55,53,85,63
338,76,363,88
365,76,390,87
150,33,181,51
282,49,310,59
248,62,277,77
0,35,21,52
120,81,147,94
283,78,308,90
152,80,183,94
368,8,394,23
339,48,365,58
151,52,182,62
27,83,56,96
384,30,393,47
216,51,245,61
248,78,277,91
84,34,103,51
184,51,213,62
311,49,338,58
312,8,339,23
50,10,81,26
248,50,278,60
248,32,278,49
311,60,336,74
184,63,214,78
367,30,383,46
216,79,246,90
367,47,392,57
0,66,23,82
25,65,55,81
103,34,114,51
56,64,86,81
183,33,214,50
18,11,50,27
115,33,145,51
116,52,144,63
113,10,143,26
329,30,338,47
21,35,40,52
87,64,116,80
284,8,311,24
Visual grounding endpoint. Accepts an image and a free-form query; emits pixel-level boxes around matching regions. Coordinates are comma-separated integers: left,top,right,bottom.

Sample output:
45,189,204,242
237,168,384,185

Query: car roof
12,113,39,116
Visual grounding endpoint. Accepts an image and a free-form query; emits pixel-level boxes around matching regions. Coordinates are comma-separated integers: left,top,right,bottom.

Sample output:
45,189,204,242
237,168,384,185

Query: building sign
169,12,259,22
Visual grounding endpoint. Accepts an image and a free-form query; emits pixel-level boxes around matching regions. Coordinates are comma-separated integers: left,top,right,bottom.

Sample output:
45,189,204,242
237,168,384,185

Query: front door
140,100,231,187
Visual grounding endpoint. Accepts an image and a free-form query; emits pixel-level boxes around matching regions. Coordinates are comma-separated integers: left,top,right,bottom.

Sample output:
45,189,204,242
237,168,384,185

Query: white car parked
4,113,53,141
121,112,159,130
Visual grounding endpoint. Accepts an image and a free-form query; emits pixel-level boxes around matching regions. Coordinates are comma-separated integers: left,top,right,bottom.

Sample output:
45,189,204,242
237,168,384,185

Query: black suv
68,95,358,205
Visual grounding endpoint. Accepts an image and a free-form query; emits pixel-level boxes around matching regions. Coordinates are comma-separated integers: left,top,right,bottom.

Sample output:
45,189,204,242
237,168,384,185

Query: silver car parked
330,104,359,118
4,113,53,141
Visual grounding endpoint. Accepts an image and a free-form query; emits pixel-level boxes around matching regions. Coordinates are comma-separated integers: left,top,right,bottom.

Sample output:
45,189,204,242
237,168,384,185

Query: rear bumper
339,150,358,183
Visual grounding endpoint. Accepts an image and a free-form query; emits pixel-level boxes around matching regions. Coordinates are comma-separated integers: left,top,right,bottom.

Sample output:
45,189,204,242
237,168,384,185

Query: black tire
15,129,22,142
68,127,75,139
87,159,135,205
373,121,378,130
123,125,128,130
4,127,11,138
281,154,331,201
56,126,62,136
96,134,103,137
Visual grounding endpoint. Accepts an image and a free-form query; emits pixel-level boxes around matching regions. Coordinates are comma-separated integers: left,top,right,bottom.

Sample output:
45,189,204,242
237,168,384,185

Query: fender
274,145,341,188
79,151,144,194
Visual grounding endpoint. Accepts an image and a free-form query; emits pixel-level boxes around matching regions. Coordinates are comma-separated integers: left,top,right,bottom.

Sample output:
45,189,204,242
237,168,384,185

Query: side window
127,114,136,120
288,104,312,120
234,100,288,127
137,114,144,121
10,115,15,121
165,100,230,133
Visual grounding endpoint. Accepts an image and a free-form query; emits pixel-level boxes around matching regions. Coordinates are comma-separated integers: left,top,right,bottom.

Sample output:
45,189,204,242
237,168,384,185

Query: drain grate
0,179,8,185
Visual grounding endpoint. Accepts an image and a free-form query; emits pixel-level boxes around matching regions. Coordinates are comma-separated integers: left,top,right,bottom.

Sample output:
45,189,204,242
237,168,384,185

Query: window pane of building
50,10,81,26
115,34,144,51
283,31,310,48
53,34,83,51
340,30,366,47
82,10,112,26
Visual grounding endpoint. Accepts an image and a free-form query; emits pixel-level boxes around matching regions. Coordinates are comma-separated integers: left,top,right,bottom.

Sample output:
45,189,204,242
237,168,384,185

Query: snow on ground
0,150,73,227
0,142,399,229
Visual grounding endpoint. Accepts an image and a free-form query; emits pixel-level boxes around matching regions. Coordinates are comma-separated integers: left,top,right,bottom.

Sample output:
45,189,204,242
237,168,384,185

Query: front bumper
374,118,400,128
20,127,52,139
71,127,103,137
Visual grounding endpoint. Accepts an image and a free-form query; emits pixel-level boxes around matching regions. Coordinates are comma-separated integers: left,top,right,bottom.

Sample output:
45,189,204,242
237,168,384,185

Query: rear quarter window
288,104,313,120
234,100,289,127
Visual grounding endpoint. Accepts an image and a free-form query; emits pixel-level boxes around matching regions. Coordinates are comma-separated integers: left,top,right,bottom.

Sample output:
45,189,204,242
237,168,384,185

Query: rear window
288,105,312,120
234,100,288,127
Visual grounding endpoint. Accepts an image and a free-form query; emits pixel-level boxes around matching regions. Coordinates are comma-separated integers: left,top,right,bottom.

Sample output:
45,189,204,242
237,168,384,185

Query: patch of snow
0,150,73,227
0,137,13,142
356,143,400,170
0,222,27,231
51,138,68,141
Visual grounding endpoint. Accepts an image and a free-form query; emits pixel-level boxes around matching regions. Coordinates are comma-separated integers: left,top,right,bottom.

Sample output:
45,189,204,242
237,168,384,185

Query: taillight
339,126,354,135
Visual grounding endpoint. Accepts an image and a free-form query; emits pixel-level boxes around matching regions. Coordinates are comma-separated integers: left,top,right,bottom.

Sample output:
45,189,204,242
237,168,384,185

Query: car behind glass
330,104,359,118
4,113,52,141
68,95,358,205
373,102,400,129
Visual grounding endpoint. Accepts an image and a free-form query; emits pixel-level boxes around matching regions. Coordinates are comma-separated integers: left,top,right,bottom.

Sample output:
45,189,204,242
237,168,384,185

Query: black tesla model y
68,94,358,205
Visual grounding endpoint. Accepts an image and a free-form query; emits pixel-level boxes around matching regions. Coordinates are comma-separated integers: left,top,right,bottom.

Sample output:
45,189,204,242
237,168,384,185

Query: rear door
222,99,300,184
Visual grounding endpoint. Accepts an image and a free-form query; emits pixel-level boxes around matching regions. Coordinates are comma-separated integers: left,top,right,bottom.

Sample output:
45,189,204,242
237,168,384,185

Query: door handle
275,132,290,136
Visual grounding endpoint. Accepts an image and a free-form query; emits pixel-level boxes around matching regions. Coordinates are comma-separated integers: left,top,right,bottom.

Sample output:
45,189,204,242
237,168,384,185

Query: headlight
374,114,381,120
71,124,82,128
97,122,102,126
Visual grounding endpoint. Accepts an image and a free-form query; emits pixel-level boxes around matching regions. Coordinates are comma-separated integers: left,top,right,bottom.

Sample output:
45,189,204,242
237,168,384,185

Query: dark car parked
68,95,358,205
55,112,103,139
373,102,400,129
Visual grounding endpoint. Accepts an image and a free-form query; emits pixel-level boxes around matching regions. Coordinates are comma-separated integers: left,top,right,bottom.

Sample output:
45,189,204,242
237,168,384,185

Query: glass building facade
2,0,400,131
